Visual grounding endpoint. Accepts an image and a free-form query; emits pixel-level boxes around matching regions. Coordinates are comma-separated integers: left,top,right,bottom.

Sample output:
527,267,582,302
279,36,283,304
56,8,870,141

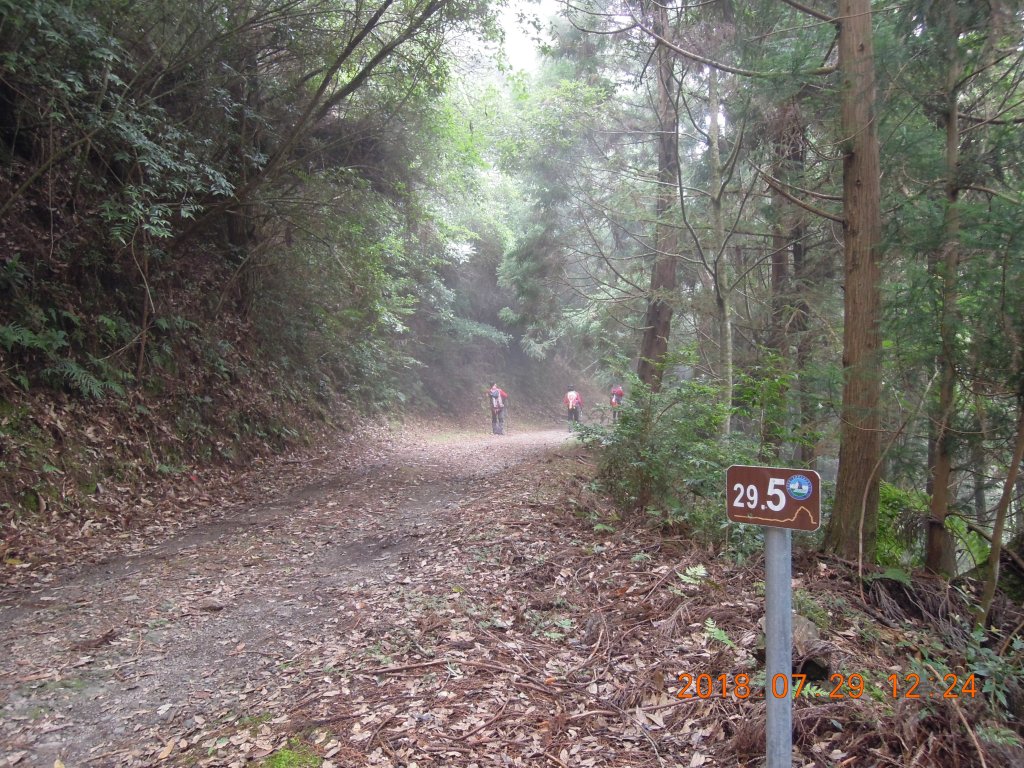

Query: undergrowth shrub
876,481,927,567
875,481,990,572
579,377,758,549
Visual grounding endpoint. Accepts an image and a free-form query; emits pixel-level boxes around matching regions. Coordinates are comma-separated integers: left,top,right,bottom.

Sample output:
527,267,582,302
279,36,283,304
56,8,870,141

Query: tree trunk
972,440,989,527
636,5,679,393
824,0,883,561
765,99,808,457
135,241,151,382
925,16,964,576
793,235,815,469
707,68,732,434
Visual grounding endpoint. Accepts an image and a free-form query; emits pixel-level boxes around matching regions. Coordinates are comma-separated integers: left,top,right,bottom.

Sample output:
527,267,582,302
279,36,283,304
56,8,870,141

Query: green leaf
677,564,708,586
869,567,912,587
703,618,737,649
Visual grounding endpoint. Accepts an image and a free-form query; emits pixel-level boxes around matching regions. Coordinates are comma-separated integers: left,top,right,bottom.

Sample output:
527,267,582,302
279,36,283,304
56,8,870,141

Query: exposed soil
1,423,1019,768
1,425,572,766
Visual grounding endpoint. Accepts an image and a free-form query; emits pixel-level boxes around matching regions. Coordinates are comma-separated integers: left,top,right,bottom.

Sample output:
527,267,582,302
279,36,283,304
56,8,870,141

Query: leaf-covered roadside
234,458,1021,768
0,385,369,593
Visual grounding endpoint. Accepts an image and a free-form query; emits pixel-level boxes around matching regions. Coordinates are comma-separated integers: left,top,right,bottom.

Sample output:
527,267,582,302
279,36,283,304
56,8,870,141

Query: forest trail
0,426,575,767
1,423,992,768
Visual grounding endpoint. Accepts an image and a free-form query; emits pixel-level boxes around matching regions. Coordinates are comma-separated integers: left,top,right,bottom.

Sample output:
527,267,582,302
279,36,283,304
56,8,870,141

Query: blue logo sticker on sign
786,474,813,501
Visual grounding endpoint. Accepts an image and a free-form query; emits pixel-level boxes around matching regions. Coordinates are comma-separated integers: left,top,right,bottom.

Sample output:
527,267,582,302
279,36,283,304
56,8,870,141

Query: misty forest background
2,0,1024,701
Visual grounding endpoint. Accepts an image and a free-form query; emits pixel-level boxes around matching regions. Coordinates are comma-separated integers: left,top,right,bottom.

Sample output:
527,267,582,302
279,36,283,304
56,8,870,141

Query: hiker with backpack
609,384,624,423
487,382,509,435
564,386,583,430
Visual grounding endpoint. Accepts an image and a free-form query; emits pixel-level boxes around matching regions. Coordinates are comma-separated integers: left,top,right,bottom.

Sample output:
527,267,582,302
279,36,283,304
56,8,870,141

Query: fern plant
0,324,39,352
678,564,708,586
0,323,67,355
43,358,126,399
703,618,737,650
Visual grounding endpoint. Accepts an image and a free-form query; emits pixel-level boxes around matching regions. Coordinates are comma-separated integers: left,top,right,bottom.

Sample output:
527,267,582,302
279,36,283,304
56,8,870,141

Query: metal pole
765,526,792,768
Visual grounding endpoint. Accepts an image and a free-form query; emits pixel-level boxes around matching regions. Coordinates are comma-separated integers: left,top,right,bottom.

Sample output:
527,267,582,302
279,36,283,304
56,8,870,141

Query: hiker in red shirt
609,384,624,423
564,386,583,430
487,382,509,435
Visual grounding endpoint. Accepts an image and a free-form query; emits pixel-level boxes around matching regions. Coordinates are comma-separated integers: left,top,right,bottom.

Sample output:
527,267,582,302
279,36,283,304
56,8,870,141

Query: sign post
726,465,821,768
765,526,792,767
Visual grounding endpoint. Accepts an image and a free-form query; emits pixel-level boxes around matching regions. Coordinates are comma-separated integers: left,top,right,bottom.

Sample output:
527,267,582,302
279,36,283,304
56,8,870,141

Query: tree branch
632,14,835,79
779,0,835,23
753,166,844,224
962,185,1022,205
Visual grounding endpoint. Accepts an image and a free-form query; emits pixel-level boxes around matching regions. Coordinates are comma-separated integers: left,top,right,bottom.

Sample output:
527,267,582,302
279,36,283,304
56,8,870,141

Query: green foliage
525,609,575,642
864,567,913,588
0,0,508,420
977,725,1022,750
259,742,320,768
442,316,511,347
944,514,990,571
876,482,927,567
908,628,1024,721
491,69,646,367
733,354,828,461
703,618,737,650
0,311,132,398
43,357,127,399
579,375,758,547
0,0,234,226
733,355,797,451
963,627,1024,718
677,564,708,586
793,589,830,630
0,323,67,356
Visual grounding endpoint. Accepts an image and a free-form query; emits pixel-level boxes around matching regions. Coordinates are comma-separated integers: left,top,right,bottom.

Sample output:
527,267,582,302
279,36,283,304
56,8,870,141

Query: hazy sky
499,0,559,72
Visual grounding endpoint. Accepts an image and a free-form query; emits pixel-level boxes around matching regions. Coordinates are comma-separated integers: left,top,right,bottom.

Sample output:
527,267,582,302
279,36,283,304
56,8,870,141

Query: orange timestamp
675,672,979,700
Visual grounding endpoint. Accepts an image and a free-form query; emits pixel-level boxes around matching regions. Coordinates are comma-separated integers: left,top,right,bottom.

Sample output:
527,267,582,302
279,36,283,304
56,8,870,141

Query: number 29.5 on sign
726,465,821,532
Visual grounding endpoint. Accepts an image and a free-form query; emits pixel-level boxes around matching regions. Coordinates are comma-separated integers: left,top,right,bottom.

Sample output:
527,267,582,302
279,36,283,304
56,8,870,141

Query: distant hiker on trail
487,382,509,435
564,387,583,430
610,384,624,423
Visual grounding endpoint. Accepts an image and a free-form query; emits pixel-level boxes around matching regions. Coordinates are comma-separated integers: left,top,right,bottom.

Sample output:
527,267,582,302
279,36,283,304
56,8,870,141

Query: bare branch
631,12,835,79
779,0,834,23
962,185,1022,205
753,165,845,224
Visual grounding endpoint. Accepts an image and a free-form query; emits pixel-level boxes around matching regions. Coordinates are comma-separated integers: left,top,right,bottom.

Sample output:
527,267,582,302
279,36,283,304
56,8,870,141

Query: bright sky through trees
498,0,558,71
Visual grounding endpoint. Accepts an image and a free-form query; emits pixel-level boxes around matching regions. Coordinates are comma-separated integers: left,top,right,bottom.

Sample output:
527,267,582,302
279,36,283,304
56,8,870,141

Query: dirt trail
6,421,991,768
4,424,1009,768
0,427,571,767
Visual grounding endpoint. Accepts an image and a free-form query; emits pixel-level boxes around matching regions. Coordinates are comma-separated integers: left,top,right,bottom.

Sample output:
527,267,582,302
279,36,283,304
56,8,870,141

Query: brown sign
726,465,821,531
